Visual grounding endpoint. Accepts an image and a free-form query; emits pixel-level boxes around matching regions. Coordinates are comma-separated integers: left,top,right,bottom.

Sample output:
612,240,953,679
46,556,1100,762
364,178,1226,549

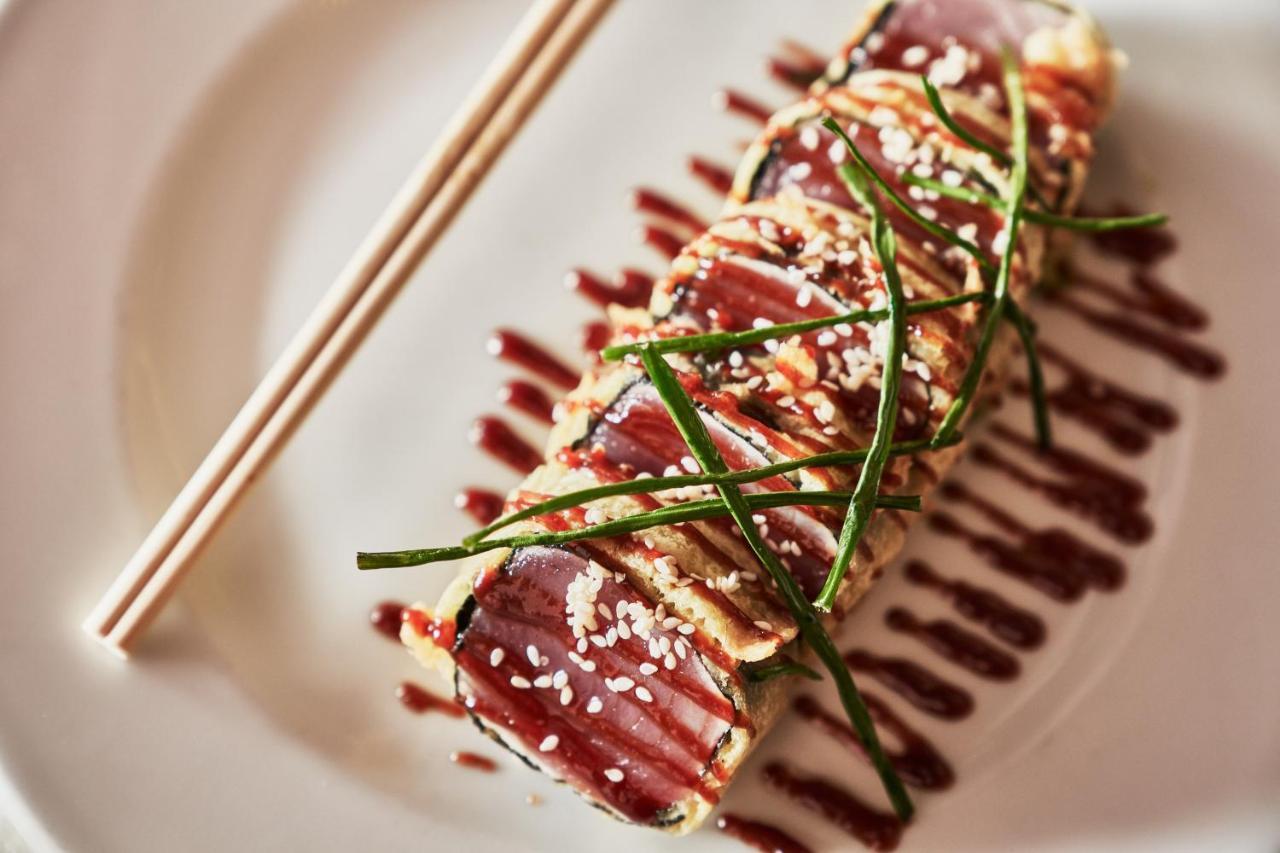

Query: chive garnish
814,118,908,615
637,346,914,822
744,658,823,683
921,75,1052,210
600,291,987,362
820,117,995,273
901,173,1168,232
921,76,1013,167
464,434,960,546
358,490,920,569
1003,300,1051,451
932,50,1031,447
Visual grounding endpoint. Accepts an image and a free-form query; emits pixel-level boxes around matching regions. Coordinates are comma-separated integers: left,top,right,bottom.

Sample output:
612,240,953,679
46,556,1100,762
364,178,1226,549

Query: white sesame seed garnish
490,648,505,667
674,640,688,660
639,662,659,676
533,675,552,689
664,653,678,670
799,125,820,151
538,735,559,752
576,637,588,654
902,45,929,67
604,768,625,783
612,676,635,692
635,686,654,703
560,686,574,706
590,635,607,648
511,676,532,689
754,620,774,632
526,645,541,667
552,670,569,689
580,660,597,672
777,395,795,408
677,622,695,636
586,696,603,714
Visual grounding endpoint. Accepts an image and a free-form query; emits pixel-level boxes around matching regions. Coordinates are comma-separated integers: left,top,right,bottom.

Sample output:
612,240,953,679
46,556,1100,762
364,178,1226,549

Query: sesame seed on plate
538,735,559,752
489,648,505,667
604,768,625,783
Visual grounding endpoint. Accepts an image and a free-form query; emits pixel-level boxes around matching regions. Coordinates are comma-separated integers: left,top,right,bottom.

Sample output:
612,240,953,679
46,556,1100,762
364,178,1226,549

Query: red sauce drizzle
396,681,465,718
631,188,708,233
566,268,652,309
455,487,504,526
487,329,579,389
765,40,827,92
640,224,686,259
470,416,542,474
717,813,813,853
370,600,406,642
794,693,954,790
713,88,774,125
903,560,1045,650
688,155,734,194
498,379,555,424
885,607,1019,681
449,750,498,772
763,762,903,851
844,649,973,720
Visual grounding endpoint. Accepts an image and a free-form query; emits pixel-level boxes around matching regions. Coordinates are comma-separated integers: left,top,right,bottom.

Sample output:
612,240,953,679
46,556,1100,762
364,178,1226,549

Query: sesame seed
754,620,774,632
552,670,569,689
664,653,677,670
597,602,612,620
795,286,813,308
677,623,695,635
902,45,929,67
560,686,574,706
586,697,603,714
538,735,559,752
635,686,654,703
639,662,659,675
613,676,635,692
511,676,532,689
604,768,625,783
680,456,699,473
526,645,541,667
489,648,505,667
533,675,552,688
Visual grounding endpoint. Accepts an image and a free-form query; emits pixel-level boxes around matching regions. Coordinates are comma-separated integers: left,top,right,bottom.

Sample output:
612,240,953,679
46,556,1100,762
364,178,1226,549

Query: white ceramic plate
2,1,1278,850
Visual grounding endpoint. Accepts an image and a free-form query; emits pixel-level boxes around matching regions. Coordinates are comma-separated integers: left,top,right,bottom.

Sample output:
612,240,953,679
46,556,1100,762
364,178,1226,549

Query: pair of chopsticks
83,0,616,659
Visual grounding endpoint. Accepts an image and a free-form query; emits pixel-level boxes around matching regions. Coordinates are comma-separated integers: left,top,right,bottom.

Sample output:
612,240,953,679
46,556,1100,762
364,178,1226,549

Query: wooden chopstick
83,0,615,658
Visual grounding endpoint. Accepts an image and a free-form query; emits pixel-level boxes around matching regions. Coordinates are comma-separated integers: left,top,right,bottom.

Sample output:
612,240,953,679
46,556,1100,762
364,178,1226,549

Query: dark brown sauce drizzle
794,693,954,790
903,561,1045,650
449,750,499,772
941,480,1126,592
885,607,1020,681
370,18,1230,848
764,762,903,852
973,423,1153,544
844,649,973,720
370,600,406,642
396,681,466,718
1013,340,1177,455
718,813,814,853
